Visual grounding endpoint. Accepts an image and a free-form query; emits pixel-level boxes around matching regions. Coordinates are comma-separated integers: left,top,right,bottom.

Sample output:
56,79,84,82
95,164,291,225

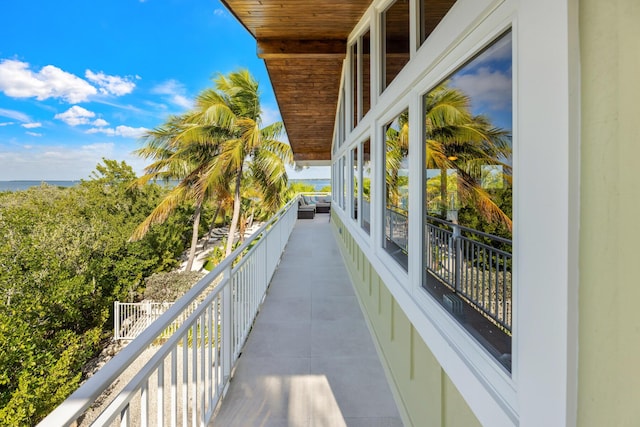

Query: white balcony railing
38,197,299,427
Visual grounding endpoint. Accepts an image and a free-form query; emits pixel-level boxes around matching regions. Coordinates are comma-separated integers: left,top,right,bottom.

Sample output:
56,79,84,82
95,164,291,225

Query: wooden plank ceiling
220,0,372,163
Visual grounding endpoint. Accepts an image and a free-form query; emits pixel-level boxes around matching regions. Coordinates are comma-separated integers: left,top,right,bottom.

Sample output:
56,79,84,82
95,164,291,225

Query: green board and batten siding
579,0,640,425
331,213,481,427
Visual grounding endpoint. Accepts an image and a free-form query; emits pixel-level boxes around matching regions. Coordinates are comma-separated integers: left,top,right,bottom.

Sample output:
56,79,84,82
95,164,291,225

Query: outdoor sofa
313,195,331,213
297,197,316,219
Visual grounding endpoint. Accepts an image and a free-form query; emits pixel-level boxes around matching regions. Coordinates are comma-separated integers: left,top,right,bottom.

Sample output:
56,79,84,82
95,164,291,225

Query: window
362,139,371,234
384,110,409,270
352,146,358,221
382,0,410,92
422,30,513,371
362,30,371,118
351,29,372,128
351,42,359,130
419,0,456,45
342,156,348,209
338,88,346,148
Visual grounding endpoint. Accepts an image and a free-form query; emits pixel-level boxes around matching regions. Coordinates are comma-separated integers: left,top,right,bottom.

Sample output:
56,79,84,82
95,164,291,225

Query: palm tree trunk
203,204,222,250
440,168,448,219
225,169,243,256
185,202,202,272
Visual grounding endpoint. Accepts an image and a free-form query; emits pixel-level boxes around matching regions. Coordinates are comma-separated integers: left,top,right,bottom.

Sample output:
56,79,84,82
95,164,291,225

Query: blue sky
0,0,329,180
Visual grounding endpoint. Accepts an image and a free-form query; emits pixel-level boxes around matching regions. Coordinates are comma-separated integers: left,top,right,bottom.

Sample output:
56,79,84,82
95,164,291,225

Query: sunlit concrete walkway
211,214,403,427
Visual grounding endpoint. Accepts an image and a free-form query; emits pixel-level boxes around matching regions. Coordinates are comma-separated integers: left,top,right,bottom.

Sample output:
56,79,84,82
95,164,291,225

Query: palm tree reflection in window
384,110,409,270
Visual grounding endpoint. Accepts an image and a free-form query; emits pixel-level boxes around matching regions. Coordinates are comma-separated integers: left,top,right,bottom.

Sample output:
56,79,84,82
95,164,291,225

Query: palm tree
384,111,409,210
130,114,222,271
184,70,293,256
424,83,512,230
132,70,292,270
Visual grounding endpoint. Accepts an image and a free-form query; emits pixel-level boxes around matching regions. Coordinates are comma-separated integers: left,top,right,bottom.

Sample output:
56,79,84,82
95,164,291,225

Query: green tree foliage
287,181,316,196
143,271,204,302
0,159,189,425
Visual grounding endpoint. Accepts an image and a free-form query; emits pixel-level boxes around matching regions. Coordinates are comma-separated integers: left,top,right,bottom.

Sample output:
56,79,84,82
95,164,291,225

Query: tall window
382,0,410,92
342,156,348,209
351,42,359,130
420,0,456,45
362,139,371,234
352,147,358,220
423,31,513,371
351,29,372,128
384,110,409,270
362,30,371,117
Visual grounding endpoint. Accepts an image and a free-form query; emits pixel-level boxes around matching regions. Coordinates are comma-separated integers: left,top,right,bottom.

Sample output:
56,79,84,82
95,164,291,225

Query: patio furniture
315,196,331,213
297,197,316,219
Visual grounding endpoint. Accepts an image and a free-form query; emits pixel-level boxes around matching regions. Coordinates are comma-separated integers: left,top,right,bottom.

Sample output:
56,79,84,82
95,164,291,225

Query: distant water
0,179,331,192
289,179,331,192
0,180,80,192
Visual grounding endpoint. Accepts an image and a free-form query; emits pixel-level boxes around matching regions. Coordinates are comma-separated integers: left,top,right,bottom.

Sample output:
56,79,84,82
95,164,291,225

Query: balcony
39,199,402,426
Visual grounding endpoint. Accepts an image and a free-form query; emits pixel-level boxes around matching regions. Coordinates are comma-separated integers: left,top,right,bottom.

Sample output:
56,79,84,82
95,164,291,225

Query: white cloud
25,131,42,137
115,125,148,138
54,106,96,126
0,107,31,122
151,79,193,109
450,67,512,112
213,9,226,17
21,122,42,129
0,122,15,127
92,118,109,127
85,70,136,96
261,105,282,126
86,125,148,138
86,127,115,136
172,94,192,109
0,59,97,103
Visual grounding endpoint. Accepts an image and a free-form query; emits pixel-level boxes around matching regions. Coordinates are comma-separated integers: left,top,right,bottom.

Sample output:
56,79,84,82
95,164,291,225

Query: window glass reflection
384,110,409,270
423,31,513,371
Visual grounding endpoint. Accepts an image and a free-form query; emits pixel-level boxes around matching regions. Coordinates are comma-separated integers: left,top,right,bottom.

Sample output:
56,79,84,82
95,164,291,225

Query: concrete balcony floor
211,214,403,426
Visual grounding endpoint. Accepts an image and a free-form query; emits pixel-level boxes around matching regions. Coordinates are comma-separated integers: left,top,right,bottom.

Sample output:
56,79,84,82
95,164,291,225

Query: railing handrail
426,214,512,246
39,196,299,426
386,204,408,216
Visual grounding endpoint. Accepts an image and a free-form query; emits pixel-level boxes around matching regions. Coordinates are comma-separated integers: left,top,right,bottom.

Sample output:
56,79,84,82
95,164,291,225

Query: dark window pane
382,0,410,91
352,42,359,129
362,30,371,117
420,0,456,45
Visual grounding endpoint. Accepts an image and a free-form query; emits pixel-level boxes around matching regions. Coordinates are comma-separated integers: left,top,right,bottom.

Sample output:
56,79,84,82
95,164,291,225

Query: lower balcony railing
423,215,512,371
38,197,299,427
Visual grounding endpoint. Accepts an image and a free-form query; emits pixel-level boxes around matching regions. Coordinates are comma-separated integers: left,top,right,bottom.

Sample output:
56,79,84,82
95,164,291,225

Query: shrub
143,271,204,302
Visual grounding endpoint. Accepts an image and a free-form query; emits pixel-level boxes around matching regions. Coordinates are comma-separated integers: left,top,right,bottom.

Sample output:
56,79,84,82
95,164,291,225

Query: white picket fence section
38,197,299,427
114,301,200,341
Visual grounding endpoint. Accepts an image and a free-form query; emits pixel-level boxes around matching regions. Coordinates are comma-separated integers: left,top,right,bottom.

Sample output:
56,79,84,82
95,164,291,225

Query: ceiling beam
294,151,333,162
257,39,347,59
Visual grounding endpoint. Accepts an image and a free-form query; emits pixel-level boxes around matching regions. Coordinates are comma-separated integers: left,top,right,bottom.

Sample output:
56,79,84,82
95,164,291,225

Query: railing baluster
120,404,129,427
182,334,188,427
200,312,205,425
170,347,177,427
191,323,197,427
141,380,148,427
157,359,164,427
